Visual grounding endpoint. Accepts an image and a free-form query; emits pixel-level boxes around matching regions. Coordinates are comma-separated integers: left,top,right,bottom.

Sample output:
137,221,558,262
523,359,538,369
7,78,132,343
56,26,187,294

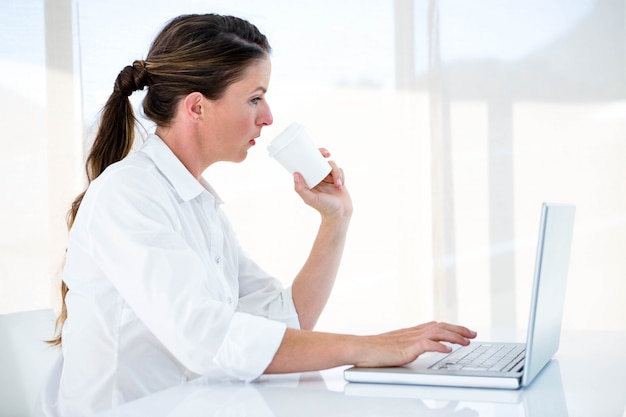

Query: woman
42,13,475,416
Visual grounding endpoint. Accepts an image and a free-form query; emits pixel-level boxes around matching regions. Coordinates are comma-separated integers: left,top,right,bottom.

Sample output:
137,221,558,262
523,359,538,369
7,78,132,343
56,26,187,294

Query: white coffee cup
267,123,331,188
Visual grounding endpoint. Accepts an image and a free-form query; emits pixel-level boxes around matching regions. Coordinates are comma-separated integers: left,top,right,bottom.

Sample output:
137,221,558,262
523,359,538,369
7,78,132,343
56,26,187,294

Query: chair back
0,309,59,417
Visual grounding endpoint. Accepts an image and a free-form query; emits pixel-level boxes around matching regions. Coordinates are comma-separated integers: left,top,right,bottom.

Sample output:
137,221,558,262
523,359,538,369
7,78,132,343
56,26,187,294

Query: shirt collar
140,134,223,206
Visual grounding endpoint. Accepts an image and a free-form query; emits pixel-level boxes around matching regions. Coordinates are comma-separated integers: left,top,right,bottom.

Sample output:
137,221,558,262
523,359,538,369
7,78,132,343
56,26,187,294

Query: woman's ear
182,92,205,122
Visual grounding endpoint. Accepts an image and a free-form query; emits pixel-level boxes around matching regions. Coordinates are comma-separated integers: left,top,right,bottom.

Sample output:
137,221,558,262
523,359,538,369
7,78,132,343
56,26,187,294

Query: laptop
345,360,568,415
344,203,576,390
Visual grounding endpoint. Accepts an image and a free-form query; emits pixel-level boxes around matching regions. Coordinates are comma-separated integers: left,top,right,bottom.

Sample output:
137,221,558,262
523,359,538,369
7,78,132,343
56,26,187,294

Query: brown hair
49,14,271,346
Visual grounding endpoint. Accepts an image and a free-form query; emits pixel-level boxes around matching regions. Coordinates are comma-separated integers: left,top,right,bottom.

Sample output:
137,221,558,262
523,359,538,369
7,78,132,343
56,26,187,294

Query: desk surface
97,330,626,417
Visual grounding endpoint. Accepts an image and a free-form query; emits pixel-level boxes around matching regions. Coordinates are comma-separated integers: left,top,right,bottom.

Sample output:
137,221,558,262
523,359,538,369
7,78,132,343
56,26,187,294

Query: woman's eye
251,97,261,105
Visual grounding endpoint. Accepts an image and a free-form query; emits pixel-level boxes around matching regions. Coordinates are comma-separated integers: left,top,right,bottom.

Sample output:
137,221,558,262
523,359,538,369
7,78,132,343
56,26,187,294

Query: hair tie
113,60,149,97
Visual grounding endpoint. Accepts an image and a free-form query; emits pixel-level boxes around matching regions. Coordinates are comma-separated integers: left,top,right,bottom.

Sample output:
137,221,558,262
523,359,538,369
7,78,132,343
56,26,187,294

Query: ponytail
48,60,148,346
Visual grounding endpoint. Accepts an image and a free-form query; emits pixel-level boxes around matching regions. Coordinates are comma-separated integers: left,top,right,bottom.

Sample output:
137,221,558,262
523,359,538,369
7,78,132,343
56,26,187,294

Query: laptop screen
523,203,575,386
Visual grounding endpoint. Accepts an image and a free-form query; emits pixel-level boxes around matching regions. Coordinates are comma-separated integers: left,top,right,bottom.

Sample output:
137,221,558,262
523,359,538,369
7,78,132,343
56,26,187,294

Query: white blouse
42,134,299,417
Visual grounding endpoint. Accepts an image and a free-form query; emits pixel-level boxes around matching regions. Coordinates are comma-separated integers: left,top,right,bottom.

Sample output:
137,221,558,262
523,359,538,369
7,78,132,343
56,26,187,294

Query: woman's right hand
292,148,353,222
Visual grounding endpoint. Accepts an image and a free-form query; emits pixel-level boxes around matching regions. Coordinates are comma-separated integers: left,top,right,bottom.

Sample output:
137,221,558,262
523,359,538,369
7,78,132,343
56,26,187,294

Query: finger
293,172,312,197
402,322,473,348
406,339,453,363
424,340,454,354
326,160,344,189
316,147,345,189
437,322,478,339
414,321,477,340
426,325,473,347
318,147,331,158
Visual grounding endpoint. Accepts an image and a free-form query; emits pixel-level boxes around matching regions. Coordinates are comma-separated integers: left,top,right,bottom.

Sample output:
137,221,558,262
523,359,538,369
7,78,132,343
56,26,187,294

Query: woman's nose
259,101,273,126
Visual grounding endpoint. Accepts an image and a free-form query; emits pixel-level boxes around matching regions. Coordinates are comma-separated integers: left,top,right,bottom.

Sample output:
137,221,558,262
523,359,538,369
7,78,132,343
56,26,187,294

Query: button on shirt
45,134,300,417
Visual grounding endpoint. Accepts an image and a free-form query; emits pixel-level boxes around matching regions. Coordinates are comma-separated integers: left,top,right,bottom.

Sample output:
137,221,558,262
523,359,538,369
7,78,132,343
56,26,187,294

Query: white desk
97,330,626,417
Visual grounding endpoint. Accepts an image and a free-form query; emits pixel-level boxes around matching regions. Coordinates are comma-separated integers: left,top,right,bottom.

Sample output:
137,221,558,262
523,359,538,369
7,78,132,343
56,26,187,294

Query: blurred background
1,0,624,333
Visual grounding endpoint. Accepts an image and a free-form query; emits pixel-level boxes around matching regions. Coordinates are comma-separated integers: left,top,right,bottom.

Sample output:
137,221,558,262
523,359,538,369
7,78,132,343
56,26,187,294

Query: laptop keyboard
430,343,525,372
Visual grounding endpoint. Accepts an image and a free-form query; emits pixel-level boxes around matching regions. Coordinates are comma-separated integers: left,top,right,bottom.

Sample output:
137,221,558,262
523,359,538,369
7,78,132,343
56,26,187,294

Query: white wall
1,0,624,333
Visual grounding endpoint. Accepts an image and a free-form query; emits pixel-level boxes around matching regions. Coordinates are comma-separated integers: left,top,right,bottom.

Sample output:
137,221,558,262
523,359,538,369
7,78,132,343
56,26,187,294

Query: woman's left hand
293,148,353,221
